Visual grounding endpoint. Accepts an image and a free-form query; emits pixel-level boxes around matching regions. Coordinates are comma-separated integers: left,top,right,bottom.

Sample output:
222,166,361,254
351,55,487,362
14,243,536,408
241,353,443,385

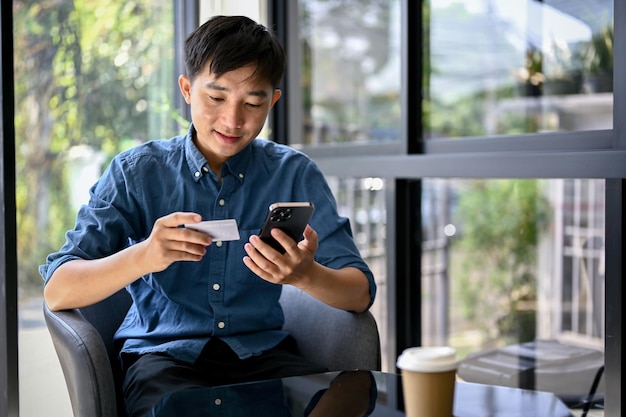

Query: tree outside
450,179,551,352
13,0,184,296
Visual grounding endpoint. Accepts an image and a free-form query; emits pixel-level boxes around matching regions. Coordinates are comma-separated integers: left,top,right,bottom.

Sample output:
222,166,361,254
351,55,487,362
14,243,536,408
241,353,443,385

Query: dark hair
183,15,286,88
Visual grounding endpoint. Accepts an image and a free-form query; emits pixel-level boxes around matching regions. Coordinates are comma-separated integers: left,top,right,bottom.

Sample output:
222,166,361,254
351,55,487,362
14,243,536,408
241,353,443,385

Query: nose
222,102,244,130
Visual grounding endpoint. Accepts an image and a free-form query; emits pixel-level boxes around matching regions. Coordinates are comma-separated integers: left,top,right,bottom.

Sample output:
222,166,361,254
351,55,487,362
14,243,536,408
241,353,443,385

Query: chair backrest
44,289,132,417
45,285,381,417
80,290,133,415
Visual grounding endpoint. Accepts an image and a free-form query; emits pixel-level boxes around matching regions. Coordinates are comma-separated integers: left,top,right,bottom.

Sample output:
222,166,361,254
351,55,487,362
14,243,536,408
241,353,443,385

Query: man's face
178,63,281,174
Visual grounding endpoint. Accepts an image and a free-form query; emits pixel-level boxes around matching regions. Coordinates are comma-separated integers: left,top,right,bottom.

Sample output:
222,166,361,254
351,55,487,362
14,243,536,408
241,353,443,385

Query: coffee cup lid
396,346,458,372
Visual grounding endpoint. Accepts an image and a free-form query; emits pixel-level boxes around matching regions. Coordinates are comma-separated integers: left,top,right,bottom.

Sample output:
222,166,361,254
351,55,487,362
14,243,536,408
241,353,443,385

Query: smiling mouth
216,130,241,142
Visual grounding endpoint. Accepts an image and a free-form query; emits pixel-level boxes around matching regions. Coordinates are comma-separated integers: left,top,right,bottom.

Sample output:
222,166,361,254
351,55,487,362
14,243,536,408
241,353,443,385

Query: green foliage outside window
452,179,551,348
13,0,183,294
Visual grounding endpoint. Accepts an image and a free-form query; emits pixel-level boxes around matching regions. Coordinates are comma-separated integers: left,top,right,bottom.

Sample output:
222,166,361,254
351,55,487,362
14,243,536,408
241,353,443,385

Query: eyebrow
205,82,269,98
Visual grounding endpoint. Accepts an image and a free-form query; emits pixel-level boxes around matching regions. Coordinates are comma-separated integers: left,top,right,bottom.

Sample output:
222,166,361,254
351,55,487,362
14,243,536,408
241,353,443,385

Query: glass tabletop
147,370,573,417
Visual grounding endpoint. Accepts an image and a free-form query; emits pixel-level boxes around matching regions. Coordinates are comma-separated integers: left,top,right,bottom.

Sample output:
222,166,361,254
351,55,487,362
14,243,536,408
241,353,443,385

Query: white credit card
184,219,240,241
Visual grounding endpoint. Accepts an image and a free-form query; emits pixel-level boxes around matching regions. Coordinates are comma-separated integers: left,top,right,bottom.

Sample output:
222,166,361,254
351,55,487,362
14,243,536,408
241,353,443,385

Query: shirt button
194,171,200,178
219,198,225,206
202,165,210,173
213,283,220,291
238,173,244,179
216,241,223,247
218,321,226,329
214,398,222,406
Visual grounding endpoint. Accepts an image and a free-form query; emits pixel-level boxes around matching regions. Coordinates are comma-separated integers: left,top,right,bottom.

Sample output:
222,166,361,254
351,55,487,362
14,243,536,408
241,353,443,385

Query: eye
246,102,262,108
209,95,224,102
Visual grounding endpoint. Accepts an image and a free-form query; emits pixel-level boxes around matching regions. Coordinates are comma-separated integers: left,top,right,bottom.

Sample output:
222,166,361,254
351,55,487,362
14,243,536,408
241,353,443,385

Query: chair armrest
279,286,381,371
43,303,119,417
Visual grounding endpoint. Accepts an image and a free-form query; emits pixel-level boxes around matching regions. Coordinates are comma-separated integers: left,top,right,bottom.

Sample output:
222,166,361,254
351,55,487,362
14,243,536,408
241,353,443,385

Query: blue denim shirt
40,126,376,364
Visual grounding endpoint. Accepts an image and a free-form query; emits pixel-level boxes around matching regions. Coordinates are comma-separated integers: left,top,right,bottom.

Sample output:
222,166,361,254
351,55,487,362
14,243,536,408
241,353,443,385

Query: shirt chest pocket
224,228,275,289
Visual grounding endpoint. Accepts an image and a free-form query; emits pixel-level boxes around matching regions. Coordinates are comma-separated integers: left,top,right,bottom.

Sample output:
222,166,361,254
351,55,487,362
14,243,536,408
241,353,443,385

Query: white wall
199,0,267,25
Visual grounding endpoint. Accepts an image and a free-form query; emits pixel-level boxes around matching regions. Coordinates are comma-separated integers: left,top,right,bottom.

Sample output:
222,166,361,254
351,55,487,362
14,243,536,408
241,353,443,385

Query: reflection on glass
421,178,605,400
304,371,377,417
425,0,614,138
149,380,293,417
149,371,378,417
14,1,177,416
297,0,402,145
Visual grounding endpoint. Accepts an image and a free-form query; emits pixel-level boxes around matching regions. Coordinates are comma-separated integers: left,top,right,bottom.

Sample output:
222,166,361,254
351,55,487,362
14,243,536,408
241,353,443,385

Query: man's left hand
243,225,318,285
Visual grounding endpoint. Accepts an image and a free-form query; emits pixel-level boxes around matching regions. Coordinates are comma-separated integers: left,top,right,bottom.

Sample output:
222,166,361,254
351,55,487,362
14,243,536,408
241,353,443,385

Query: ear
270,89,282,107
178,75,192,104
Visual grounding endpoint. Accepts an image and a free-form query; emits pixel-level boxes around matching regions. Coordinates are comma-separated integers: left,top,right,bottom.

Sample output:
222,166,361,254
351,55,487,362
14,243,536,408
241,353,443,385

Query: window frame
1,0,18,414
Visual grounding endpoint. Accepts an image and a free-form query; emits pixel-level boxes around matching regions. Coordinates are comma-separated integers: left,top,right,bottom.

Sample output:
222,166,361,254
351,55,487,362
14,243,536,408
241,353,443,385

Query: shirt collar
184,124,251,183
222,140,251,184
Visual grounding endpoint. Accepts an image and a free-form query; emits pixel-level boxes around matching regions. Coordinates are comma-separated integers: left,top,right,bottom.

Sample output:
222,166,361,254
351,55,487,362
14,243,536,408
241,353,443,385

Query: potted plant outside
542,39,584,96
582,24,613,93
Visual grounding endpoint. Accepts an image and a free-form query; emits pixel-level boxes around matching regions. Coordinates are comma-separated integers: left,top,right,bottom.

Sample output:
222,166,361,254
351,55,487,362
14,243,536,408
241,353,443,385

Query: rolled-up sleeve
39,156,139,285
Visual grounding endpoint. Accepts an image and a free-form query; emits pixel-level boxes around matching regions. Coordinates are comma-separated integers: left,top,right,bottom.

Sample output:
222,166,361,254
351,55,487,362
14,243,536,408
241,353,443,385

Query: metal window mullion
572,180,582,334
604,179,623,417
1,1,19,415
554,179,564,338
585,180,596,338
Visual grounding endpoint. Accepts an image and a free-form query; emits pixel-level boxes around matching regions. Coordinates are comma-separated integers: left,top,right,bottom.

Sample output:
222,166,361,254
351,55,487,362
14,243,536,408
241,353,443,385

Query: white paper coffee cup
397,346,458,417
397,346,458,372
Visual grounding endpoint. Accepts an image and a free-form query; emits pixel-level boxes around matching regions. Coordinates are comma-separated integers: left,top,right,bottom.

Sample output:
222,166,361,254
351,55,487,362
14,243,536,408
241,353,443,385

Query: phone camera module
271,208,292,222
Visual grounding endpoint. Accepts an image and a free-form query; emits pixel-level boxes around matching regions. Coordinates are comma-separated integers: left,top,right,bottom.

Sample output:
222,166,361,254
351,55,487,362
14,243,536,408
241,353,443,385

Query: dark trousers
121,336,328,417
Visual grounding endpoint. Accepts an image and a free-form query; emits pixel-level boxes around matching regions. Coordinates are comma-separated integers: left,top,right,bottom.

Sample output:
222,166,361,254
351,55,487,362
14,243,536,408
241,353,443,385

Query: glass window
296,0,402,146
13,1,178,415
425,0,614,139
422,178,605,406
326,176,389,371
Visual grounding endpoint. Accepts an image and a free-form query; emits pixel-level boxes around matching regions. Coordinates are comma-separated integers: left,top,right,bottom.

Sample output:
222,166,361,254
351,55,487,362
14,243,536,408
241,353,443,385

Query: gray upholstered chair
44,285,381,417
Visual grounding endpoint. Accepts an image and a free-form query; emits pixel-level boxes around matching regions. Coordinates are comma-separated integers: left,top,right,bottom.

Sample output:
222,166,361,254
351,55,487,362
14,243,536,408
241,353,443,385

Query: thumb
299,225,318,251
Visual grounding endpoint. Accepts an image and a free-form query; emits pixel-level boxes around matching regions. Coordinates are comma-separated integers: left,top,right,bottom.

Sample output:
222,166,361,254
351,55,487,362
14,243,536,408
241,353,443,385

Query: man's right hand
140,212,213,273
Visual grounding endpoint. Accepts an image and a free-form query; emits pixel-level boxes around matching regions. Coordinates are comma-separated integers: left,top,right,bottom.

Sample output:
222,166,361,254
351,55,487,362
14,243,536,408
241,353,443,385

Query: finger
152,224,212,250
299,225,318,253
244,240,278,269
153,213,212,246
169,248,206,261
302,224,316,239
146,238,206,272
174,239,209,256
270,228,298,254
243,245,281,283
152,232,208,256
248,235,283,261
243,260,284,285
177,227,213,246
159,212,203,228
242,255,268,280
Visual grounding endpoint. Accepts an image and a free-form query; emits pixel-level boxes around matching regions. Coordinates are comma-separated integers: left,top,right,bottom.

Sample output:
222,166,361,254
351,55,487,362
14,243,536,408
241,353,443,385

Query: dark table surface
148,370,573,417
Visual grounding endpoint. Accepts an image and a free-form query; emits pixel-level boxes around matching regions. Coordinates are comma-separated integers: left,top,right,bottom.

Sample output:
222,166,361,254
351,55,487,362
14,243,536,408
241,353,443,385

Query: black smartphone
259,202,315,254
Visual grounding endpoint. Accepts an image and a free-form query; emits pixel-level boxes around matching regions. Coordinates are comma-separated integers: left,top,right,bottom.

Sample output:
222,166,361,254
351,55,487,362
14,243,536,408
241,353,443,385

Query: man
40,15,376,417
